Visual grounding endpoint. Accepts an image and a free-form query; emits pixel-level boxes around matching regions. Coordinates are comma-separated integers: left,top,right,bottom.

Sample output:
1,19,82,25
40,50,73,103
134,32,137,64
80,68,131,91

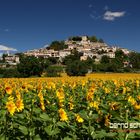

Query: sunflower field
1,73,140,139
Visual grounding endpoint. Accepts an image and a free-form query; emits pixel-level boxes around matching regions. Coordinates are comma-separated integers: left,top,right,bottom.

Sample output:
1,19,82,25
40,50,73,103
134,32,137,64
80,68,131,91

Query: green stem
28,103,33,140
5,112,8,140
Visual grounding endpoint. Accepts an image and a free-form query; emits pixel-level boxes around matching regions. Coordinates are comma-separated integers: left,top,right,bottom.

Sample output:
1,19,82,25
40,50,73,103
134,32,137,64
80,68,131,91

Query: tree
17,56,43,77
47,57,58,65
47,41,68,51
3,68,20,78
62,50,82,65
66,60,88,76
84,57,94,70
92,62,118,72
115,49,125,58
2,53,8,62
113,50,126,69
46,66,63,77
100,55,110,64
68,36,82,41
129,52,140,69
38,57,52,71
89,36,98,42
106,62,119,72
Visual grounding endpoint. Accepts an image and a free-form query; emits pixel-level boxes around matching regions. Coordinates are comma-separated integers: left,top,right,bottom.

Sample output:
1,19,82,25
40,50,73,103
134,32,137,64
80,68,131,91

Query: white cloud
0,45,17,51
103,11,126,21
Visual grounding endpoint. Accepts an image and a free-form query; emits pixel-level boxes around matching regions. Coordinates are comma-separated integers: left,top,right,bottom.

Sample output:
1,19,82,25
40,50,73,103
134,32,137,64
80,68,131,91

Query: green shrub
46,65,63,77
66,60,88,76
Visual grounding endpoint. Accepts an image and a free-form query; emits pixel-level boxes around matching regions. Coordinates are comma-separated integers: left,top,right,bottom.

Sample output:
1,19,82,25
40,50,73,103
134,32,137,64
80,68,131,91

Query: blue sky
0,0,140,52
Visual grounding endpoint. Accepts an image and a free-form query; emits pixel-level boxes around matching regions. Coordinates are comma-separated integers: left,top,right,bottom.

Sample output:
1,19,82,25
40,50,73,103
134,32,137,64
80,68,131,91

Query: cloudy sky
0,0,140,52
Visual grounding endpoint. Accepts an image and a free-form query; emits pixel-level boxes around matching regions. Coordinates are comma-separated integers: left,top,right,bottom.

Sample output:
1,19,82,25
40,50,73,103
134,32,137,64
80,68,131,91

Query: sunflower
16,99,24,112
5,87,12,95
76,114,84,123
6,100,16,115
58,108,68,122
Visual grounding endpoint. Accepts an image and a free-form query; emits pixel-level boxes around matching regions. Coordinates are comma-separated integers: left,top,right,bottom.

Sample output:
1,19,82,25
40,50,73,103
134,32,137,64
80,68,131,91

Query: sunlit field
1,73,140,139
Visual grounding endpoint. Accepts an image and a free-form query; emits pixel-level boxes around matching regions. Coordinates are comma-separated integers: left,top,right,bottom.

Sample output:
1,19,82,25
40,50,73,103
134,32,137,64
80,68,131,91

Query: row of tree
47,41,68,51
1,49,140,78
64,49,140,75
68,35,104,43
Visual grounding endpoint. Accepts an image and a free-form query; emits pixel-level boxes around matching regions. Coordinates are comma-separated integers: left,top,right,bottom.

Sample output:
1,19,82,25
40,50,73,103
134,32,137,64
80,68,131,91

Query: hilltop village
24,36,129,63
0,35,130,66
1,35,140,78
